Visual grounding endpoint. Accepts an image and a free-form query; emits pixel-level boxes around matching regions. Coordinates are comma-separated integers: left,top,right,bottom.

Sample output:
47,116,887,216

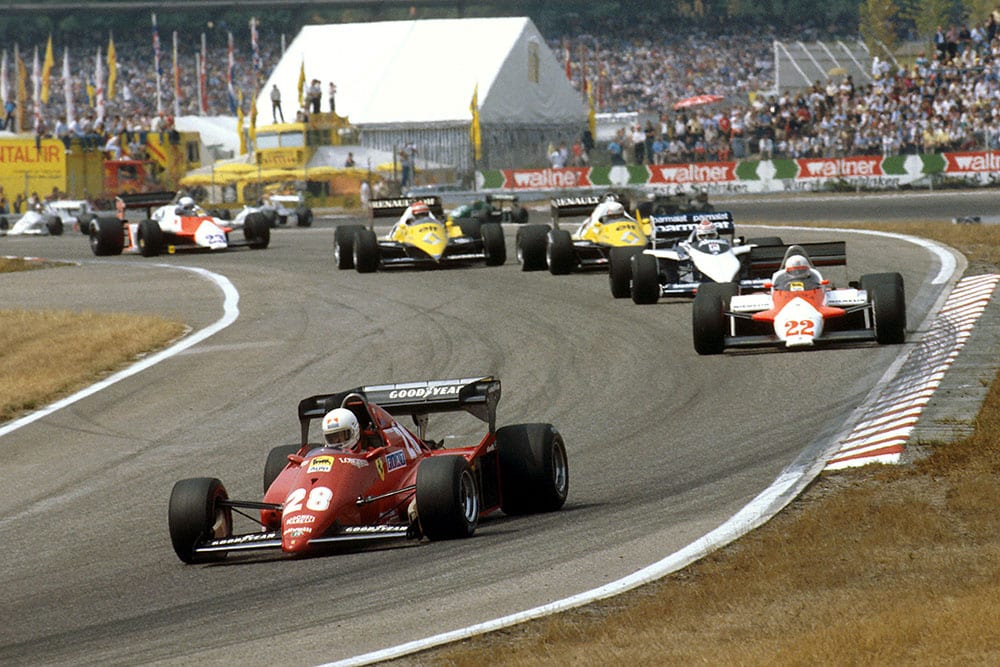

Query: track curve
0,192,961,666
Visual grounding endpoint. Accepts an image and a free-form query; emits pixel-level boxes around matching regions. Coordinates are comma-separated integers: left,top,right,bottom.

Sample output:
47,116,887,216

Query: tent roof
256,17,586,127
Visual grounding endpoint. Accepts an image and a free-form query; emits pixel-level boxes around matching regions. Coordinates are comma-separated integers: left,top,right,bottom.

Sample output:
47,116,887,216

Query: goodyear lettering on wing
307,456,335,473
211,532,279,546
343,525,404,534
385,450,406,472
387,384,461,399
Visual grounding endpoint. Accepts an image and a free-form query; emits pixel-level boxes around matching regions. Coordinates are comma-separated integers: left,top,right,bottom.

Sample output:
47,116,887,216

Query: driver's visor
324,429,353,446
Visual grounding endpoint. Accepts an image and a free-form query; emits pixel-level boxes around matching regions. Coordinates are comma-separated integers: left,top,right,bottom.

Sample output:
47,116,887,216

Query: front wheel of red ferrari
416,455,479,540
168,477,232,564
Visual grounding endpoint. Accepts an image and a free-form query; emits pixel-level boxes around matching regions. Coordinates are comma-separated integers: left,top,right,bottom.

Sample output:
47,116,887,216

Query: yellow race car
514,193,652,275
335,196,506,272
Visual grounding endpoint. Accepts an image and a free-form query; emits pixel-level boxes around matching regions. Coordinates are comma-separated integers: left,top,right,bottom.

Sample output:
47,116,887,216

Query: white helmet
785,254,810,278
600,201,624,222
695,220,718,241
178,196,195,209
321,408,360,449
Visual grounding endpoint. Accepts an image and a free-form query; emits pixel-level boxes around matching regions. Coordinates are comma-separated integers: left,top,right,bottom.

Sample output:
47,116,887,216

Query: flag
587,82,596,142
152,13,163,114
249,95,257,145
41,35,54,104
106,34,117,101
564,39,571,81
578,43,587,95
469,83,481,161
199,33,208,115
297,58,305,107
86,78,94,107
94,45,104,125
226,31,237,114
32,46,40,130
172,31,180,118
250,17,261,73
62,47,74,125
237,90,245,155
1,50,8,110
16,45,26,131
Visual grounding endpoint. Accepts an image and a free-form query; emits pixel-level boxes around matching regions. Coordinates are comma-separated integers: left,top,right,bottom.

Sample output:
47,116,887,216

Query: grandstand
772,39,891,93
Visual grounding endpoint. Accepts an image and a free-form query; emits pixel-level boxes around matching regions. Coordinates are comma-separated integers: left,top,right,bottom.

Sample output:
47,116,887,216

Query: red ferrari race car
168,376,569,563
88,191,270,257
692,243,906,354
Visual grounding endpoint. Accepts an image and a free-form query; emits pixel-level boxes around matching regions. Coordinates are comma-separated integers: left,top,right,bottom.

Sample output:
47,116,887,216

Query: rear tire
516,224,548,271
481,222,506,266
168,477,232,564
512,205,529,224
137,219,163,257
496,423,569,514
45,215,64,236
608,247,640,298
353,228,379,273
90,217,124,256
631,252,661,304
546,229,574,275
295,206,313,227
244,212,271,249
416,455,479,540
693,282,736,355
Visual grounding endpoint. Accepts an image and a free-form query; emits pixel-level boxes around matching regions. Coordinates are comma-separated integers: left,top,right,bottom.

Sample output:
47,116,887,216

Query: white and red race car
88,192,270,257
692,243,906,354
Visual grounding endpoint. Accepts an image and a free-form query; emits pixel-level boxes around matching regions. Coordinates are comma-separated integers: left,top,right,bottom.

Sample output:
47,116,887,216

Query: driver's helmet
178,195,195,211
410,201,430,219
695,220,718,241
600,201,624,222
321,408,360,450
785,254,811,278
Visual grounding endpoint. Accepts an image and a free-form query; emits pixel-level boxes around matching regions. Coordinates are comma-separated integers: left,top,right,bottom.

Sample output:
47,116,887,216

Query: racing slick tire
608,247,639,298
496,423,569,515
334,224,365,269
45,215,64,236
168,477,233,564
511,204,529,224
630,252,662,304
353,228,380,273
89,217,124,256
137,219,163,257
546,229,574,275
481,222,506,266
76,212,95,234
295,206,313,227
862,272,906,344
746,236,784,247
416,455,479,540
257,208,277,227
244,212,271,249
263,444,300,493
515,224,548,271
692,282,737,355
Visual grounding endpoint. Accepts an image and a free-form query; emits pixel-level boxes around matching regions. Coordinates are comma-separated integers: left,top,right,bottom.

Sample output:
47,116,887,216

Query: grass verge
402,221,1000,666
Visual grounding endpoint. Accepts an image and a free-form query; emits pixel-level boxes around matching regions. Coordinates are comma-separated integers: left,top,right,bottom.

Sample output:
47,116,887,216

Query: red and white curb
825,273,1000,470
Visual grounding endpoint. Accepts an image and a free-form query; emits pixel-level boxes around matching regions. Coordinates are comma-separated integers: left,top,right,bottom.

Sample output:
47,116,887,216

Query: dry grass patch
0,309,186,421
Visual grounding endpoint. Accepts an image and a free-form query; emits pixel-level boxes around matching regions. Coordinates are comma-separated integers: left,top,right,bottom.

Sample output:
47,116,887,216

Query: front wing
376,237,488,267
720,290,875,349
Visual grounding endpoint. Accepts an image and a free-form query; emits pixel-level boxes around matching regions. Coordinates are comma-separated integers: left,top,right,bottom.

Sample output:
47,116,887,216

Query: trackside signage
648,161,736,184
502,168,592,189
796,156,883,178
945,151,1000,172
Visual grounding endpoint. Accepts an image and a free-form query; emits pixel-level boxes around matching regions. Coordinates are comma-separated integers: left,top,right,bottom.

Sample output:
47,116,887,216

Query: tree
859,0,900,55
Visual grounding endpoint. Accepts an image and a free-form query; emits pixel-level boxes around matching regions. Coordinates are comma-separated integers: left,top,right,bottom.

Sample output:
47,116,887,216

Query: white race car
88,192,270,257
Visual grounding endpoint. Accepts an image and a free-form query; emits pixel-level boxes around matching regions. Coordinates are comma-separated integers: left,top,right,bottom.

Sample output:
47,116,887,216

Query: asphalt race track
0,190,975,666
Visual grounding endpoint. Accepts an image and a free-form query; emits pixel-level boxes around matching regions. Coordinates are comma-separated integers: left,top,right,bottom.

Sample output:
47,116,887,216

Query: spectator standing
607,136,625,165
3,99,15,131
359,180,371,210
328,82,337,113
631,124,646,164
270,85,284,123
400,142,417,188
307,79,322,114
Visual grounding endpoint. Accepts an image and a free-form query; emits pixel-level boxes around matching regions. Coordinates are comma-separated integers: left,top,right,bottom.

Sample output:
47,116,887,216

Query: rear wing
550,194,602,222
746,241,847,278
297,376,501,444
648,211,735,245
368,196,445,219
114,191,176,219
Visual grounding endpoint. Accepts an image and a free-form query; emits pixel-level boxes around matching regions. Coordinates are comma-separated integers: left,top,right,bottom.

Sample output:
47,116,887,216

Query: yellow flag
41,35,55,104
107,34,117,101
237,91,246,155
587,82,596,141
297,59,305,107
469,84,481,161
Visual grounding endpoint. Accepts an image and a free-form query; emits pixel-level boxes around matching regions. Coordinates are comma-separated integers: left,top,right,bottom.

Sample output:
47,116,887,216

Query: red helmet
411,201,430,218
785,254,810,277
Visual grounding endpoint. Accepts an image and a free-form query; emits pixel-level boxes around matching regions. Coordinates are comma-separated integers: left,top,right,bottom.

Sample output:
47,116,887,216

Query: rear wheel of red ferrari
416,455,479,540
481,222,506,266
263,444,300,493
168,477,232,564
496,423,569,515
353,229,379,273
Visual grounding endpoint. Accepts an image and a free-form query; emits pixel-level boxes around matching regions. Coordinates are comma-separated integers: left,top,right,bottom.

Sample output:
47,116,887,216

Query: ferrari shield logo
375,458,385,481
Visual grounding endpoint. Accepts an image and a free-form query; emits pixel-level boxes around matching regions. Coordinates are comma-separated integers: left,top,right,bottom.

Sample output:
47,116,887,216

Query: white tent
256,17,586,169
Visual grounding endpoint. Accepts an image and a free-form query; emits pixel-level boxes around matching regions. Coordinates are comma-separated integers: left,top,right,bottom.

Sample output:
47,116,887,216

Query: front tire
295,206,313,227
90,217,125,256
497,423,569,514
481,222,506,266
244,212,271,249
862,273,906,344
631,252,662,304
546,229,574,275
692,282,736,355
516,224,548,271
335,224,365,269
353,228,379,273
416,455,479,540
168,477,232,564
45,215,64,236
608,247,639,298
137,219,163,257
